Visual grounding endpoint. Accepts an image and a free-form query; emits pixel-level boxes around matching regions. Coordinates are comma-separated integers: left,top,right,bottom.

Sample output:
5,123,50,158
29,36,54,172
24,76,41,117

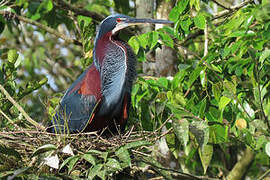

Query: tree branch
211,0,231,10
226,146,254,180
213,0,254,20
53,0,105,22
0,11,82,46
0,84,45,131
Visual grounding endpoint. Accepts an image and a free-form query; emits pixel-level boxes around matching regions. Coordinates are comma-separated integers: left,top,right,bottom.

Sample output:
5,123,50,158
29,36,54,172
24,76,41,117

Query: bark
226,146,254,180
135,0,156,75
155,0,178,76
135,0,154,33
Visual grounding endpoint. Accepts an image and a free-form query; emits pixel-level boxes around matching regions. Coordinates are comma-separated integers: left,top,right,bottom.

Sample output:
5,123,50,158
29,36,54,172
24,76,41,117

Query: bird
48,14,172,134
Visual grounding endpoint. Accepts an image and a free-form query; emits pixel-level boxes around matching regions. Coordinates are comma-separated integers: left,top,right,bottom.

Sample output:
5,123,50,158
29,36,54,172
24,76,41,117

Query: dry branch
0,11,82,46
53,0,104,22
0,84,45,131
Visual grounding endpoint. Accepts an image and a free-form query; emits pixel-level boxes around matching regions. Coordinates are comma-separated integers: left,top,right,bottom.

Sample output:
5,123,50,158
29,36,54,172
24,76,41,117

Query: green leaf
172,118,189,146
124,140,151,149
187,66,204,88
169,6,180,22
199,98,207,118
157,77,168,89
149,31,159,49
190,121,209,149
194,14,206,29
169,0,189,22
105,158,122,171
259,49,270,64
128,36,140,54
180,18,192,32
212,82,222,101
199,144,213,174
159,30,174,48
31,144,57,157
45,0,53,12
210,64,222,73
137,33,148,49
82,153,96,165
7,49,19,64
87,149,103,155
59,155,80,174
218,96,231,111
77,15,92,29
67,155,80,174
115,147,131,167
88,164,103,180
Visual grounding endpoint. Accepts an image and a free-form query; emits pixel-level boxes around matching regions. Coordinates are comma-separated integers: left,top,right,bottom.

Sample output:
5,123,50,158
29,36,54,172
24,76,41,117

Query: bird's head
96,14,173,40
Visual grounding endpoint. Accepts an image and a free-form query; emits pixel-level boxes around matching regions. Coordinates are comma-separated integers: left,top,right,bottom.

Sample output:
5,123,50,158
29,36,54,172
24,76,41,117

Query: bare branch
210,0,231,10
0,84,46,131
213,0,254,20
0,11,82,46
54,0,104,22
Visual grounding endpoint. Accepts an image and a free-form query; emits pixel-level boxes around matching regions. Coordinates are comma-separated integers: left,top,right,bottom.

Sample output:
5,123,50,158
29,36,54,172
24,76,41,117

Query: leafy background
0,0,270,179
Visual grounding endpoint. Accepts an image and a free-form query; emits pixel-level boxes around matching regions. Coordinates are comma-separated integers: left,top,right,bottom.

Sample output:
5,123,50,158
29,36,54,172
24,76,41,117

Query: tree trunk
135,0,156,75
155,0,178,76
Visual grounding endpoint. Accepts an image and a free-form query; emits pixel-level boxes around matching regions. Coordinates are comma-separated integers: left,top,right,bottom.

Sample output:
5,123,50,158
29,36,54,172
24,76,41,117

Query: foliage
0,0,270,179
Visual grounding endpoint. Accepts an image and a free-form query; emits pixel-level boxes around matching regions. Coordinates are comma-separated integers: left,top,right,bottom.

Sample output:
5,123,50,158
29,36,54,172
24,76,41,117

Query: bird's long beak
125,18,173,25
112,18,173,34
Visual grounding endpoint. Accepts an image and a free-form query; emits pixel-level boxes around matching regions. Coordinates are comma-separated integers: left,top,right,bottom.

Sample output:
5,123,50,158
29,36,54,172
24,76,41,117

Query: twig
213,0,254,20
54,0,104,22
211,0,231,10
258,169,270,180
138,158,218,180
0,0,10,7
0,11,82,46
255,58,270,131
154,127,173,141
0,84,45,131
154,114,173,133
0,109,32,136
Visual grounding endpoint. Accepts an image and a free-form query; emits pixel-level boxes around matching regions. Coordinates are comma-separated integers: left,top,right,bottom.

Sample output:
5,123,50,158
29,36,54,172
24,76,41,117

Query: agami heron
49,14,172,133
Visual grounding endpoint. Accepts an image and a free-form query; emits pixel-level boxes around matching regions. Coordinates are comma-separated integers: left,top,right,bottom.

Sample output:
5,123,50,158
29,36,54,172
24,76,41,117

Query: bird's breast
98,39,128,116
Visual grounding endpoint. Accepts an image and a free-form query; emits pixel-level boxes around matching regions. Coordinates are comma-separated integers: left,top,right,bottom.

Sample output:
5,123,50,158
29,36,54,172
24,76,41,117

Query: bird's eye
116,18,122,23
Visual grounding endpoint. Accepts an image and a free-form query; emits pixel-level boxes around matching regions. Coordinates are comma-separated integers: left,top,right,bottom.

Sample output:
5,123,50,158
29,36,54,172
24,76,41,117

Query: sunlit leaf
32,144,57,157
172,118,189,146
88,164,103,180
82,153,96,165
105,158,122,171
187,66,204,88
116,147,131,167
199,144,213,174
194,14,205,29
218,96,231,110
259,49,270,64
